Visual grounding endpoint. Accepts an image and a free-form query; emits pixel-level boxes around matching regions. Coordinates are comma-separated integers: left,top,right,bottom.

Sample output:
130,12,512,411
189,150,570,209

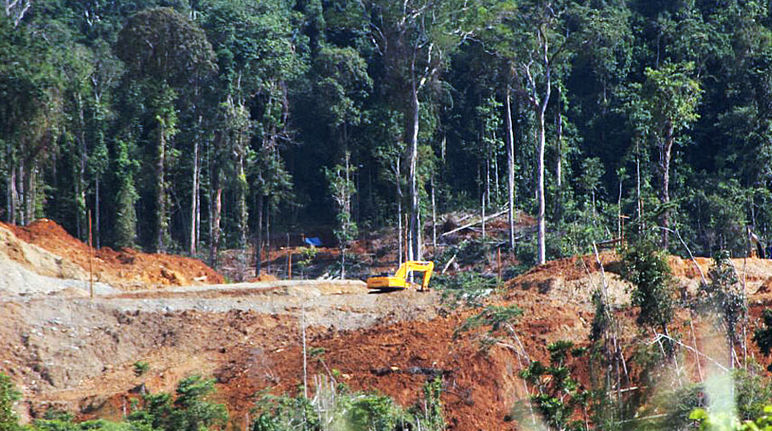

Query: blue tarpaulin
305,237,322,247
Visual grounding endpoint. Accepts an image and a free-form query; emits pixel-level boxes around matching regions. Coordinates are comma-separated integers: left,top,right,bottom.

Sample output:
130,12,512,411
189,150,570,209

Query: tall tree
116,7,215,252
0,17,62,226
201,0,304,273
636,62,701,248
366,0,477,261
486,0,572,264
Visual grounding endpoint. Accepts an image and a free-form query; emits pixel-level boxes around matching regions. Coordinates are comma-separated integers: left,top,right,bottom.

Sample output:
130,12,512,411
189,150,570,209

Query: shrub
0,373,20,431
133,361,149,376
621,239,675,335
129,375,228,431
251,378,445,431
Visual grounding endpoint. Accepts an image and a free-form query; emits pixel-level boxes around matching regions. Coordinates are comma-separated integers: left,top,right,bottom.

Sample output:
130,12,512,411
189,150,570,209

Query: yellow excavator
366,260,435,291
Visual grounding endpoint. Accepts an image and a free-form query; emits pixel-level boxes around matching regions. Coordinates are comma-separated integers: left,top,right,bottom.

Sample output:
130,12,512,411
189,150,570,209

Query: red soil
2,219,223,289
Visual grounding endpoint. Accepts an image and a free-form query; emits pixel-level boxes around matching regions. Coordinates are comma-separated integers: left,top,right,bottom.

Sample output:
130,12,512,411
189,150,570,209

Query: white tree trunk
408,67,422,261
505,86,516,250
537,109,547,264
190,139,199,255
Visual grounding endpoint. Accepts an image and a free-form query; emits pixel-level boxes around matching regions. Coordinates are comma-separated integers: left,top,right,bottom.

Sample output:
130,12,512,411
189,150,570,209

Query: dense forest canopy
1,0,771,267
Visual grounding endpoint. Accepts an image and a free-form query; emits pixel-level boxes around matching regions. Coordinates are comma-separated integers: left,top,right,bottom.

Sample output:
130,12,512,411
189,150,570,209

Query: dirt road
0,279,440,421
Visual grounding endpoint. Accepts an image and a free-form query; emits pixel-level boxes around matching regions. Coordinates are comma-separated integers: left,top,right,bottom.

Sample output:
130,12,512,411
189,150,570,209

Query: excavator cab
366,261,434,292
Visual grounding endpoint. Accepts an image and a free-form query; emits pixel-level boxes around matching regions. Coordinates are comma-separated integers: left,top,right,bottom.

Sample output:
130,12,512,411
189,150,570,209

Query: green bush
0,373,20,431
516,341,588,431
251,379,445,431
129,375,228,431
132,361,149,377
621,239,675,335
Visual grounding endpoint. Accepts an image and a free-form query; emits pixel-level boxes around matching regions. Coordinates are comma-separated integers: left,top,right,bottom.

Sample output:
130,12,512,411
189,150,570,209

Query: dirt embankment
7,218,772,430
1,219,223,290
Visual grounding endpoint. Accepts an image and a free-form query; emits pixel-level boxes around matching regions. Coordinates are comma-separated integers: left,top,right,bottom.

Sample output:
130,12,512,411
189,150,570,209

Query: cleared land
4,219,772,430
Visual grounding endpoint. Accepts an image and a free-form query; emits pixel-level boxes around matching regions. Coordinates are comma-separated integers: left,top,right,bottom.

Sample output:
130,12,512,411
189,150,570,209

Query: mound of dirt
504,252,772,307
0,224,118,296
504,252,631,305
2,219,223,290
0,224,88,280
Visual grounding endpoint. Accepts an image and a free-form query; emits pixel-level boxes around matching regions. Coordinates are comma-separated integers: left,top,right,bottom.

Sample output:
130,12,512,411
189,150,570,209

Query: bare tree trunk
493,141,500,203
556,101,562,190
255,194,263,277
210,185,221,268
195,170,200,253
5,0,32,27
505,85,516,250
190,139,199,255
555,90,563,221
266,200,271,273
6,158,13,224
535,32,551,265
636,139,643,232
659,123,674,249
95,177,100,249
78,95,87,240
481,190,486,239
238,155,248,281
408,60,422,261
397,165,403,267
26,163,34,222
156,122,166,253
431,176,437,252
485,146,491,208
617,179,623,240
537,108,547,264
18,164,24,225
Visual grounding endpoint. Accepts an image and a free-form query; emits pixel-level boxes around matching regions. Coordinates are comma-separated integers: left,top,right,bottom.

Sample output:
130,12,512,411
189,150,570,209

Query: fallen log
439,207,509,238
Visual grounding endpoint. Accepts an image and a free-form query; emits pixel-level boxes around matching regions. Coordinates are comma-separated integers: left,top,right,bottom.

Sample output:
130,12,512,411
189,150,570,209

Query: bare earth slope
5,221,772,430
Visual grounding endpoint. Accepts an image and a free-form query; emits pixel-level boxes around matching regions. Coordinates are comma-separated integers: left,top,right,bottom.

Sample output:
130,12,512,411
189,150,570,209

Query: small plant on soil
754,310,772,371
621,239,675,340
133,361,150,376
695,250,748,368
454,305,523,353
433,271,498,308
0,373,20,431
515,340,589,431
296,247,318,279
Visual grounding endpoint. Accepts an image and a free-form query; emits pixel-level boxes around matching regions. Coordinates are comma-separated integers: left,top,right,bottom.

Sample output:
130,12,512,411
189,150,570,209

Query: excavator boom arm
367,260,434,291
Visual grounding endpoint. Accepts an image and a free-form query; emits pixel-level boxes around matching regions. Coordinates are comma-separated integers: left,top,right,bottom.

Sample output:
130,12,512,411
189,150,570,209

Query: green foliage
438,238,497,269
0,0,771,279
128,375,228,431
640,62,703,138
116,8,215,86
295,247,318,273
325,154,357,246
31,418,145,431
251,378,445,431
695,250,747,365
621,239,675,333
753,310,772,369
133,361,149,376
637,367,772,430
517,341,588,431
113,140,139,249
0,374,20,431
416,377,445,431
